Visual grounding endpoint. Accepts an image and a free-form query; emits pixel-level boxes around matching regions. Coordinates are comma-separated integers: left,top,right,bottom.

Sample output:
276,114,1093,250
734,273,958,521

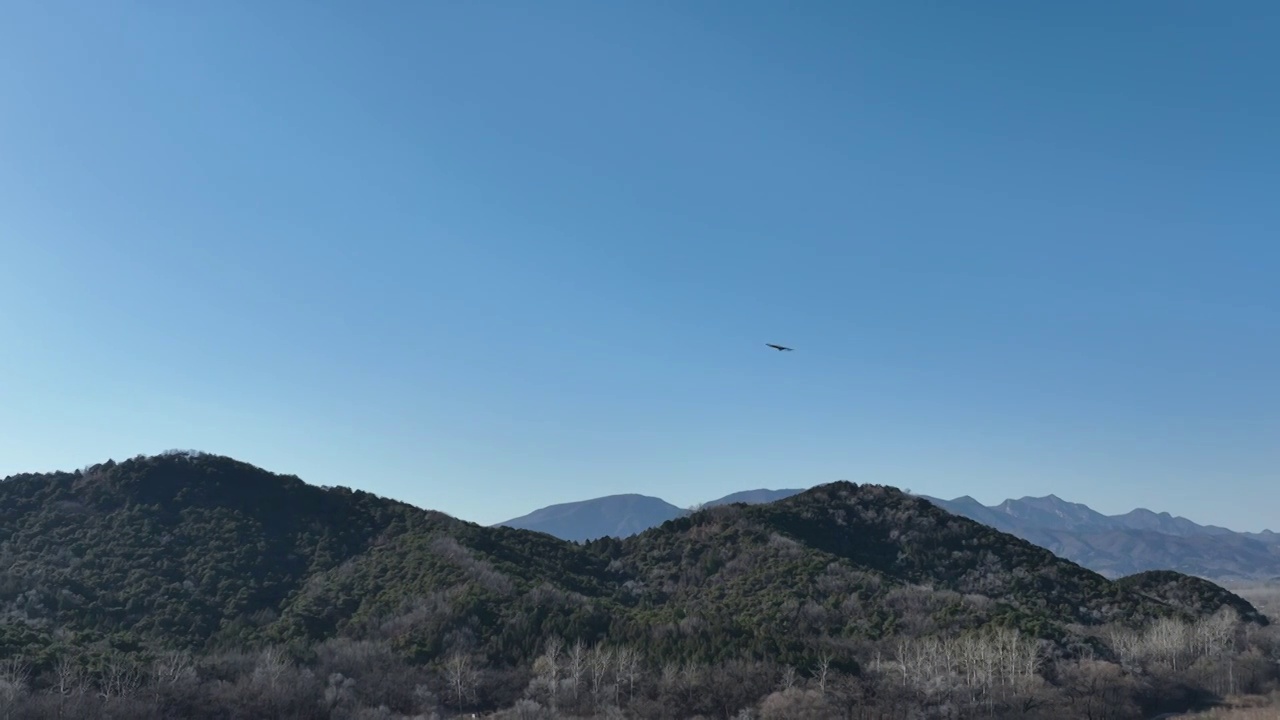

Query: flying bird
765,343,793,352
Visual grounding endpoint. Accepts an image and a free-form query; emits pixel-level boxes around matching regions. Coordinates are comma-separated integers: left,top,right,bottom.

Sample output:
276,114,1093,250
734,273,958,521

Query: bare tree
252,645,292,693
890,625,1044,711
566,639,587,700
778,665,797,691
151,649,197,687
1193,608,1242,695
660,660,680,694
1059,658,1140,720
51,655,91,697
444,651,477,712
679,660,704,710
0,657,29,690
1196,609,1237,657
1145,617,1194,672
542,636,564,685
615,645,641,704
99,652,142,700
810,650,832,695
0,656,31,706
530,637,565,709
1107,625,1143,670
588,644,614,704
990,626,1039,687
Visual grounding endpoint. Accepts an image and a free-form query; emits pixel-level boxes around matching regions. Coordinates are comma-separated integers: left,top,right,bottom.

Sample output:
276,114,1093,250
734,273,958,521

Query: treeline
1,609,1277,719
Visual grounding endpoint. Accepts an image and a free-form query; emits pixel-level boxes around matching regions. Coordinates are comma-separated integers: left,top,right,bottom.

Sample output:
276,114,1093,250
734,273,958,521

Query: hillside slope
0,453,1266,675
0,452,424,653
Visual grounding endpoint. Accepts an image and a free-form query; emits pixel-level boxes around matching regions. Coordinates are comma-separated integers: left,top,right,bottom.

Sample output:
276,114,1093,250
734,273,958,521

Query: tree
542,636,563,691
151,649,197,696
1058,658,1140,720
444,650,478,712
588,644,613,703
810,650,832,695
566,639,587,701
99,651,142,700
251,646,291,693
529,638,565,709
615,645,641,704
778,665,797,691
52,655,91,697
0,656,30,706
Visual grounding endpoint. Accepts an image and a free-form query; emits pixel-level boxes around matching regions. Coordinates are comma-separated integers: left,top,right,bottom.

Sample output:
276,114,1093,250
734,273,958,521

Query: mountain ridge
497,487,1280,581
921,494,1280,581
1,452,1272,719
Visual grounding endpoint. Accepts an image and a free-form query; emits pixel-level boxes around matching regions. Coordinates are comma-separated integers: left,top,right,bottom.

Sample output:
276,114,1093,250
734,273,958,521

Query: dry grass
1237,585,1280,623
1189,693,1280,718
1222,580,1280,622
1193,707,1280,719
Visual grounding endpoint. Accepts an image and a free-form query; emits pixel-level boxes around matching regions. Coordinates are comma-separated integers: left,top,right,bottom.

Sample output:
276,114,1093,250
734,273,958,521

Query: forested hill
0,452,1270,718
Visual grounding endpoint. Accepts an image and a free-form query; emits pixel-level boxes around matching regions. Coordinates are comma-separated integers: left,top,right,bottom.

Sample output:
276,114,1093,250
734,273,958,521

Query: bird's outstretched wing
766,343,794,351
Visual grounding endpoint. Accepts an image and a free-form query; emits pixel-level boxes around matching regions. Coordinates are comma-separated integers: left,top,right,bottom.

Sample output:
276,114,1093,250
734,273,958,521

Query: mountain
931,494,1009,529
922,494,1280,581
700,488,805,508
501,488,1280,582
495,493,684,542
991,494,1112,530
0,452,1270,719
493,487,806,540
1111,508,1237,537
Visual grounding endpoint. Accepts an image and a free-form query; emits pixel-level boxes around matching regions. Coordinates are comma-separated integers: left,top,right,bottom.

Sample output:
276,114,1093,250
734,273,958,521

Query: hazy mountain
1110,508,1237,537
933,494,1009,529
700,488,805,508
991,494,1112,531
495,493,684,541
494,487,807,540
922,494,1280,581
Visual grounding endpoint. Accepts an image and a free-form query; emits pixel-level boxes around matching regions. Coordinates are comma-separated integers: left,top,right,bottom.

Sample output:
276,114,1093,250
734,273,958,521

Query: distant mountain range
497,488,1280,581
919,493,1280,582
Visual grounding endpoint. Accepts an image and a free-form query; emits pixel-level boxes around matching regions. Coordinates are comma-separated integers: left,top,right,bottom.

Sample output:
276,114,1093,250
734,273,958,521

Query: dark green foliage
1116,569,1270,626
0,452,412,658
747,483,1187,628
0,453,1265,678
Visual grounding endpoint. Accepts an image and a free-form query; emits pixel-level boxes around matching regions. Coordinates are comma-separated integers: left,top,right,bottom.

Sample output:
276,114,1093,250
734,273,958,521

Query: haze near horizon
2,2,1276,531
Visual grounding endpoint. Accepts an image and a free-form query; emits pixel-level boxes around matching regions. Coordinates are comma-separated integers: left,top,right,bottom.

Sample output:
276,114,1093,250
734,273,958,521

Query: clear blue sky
2,1,1276,531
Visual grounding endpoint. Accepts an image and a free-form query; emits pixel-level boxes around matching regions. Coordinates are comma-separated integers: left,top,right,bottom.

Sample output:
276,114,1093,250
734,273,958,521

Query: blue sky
2,1,1276,531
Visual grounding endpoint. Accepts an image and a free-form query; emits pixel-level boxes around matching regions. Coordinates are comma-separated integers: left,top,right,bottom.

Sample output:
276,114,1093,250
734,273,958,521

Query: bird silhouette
765,343,793,352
